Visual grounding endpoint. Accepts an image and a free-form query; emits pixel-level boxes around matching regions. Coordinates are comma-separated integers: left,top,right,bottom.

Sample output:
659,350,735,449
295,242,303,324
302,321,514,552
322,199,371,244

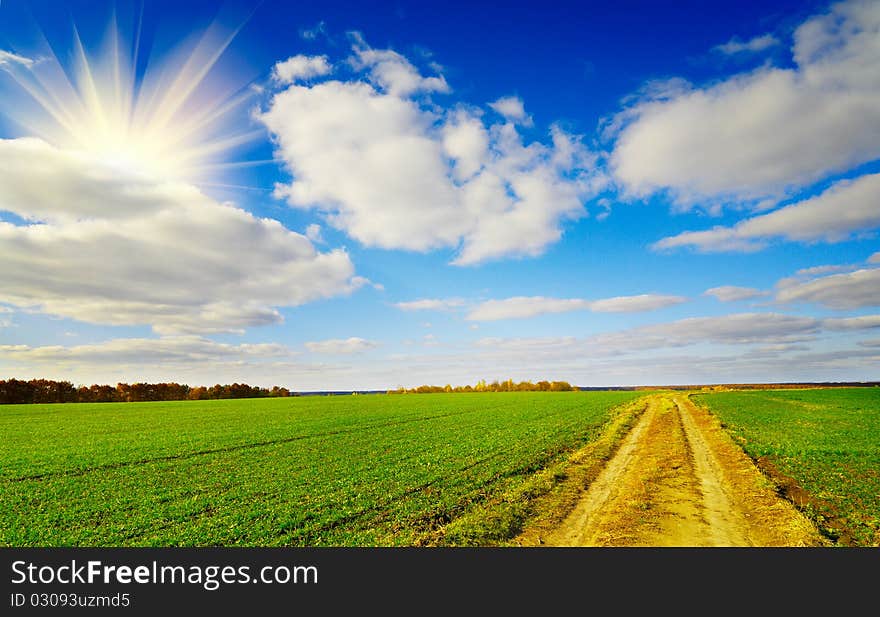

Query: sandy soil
520,393,825,547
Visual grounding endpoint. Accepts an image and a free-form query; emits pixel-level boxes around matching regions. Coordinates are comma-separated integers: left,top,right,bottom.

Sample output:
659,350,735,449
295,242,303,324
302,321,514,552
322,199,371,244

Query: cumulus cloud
611,0,880,206
272,55,332,84
0,138,361,334
350,37,449,97
776,268,880,309
394,298,465,311
304,337,379,354
654,173,880,252
261,37,602,265
869,252,880,263
704,286,767,302
489,96,531,125
466,294,686,321
712,34,780,55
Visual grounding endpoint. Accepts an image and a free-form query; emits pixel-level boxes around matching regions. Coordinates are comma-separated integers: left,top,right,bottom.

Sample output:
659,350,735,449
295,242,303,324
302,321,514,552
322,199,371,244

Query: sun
0,14,260,184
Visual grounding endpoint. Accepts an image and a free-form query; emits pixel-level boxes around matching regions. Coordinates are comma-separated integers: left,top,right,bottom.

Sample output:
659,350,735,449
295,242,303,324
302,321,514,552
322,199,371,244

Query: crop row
1,392,642,546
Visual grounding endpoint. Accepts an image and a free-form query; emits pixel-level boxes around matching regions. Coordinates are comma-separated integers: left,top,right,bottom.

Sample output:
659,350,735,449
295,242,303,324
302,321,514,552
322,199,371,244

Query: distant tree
0,378,300,405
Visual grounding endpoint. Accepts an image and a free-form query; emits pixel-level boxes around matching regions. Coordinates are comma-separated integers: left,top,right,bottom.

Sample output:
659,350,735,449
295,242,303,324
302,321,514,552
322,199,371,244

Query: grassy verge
424,396,652,546
692,388,880,546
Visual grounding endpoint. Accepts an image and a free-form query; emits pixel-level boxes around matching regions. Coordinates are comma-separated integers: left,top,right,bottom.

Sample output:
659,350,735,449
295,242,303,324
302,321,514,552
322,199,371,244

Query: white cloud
0,337,351,389
611,0,880,206
466,294,686,321
441,109,490,181
305,337,379,354
859,338,880,347
261,38,602,265
0,337,293,364
4,315,876,389
823,315,880,330
394,298,465,311
713,34,780,55
272,55,332,84
0,138,201,222
869,252,880,263
476,336,578,352
776,268,880,309
0,138,361,335
0,49,34,68
595,313,822,349
489,96,532,125
796,264,857,276
704,286,767,302
305,223,324,243
350,38,449,97
0,307,14,327
588,294,687,313
300,21,327,41
467,297,591,321
654,173,880,251
468,311,880,374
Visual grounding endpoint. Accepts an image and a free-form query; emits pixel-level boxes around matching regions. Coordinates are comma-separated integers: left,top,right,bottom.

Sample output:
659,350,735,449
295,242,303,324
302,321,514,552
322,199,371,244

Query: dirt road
521,393,824,547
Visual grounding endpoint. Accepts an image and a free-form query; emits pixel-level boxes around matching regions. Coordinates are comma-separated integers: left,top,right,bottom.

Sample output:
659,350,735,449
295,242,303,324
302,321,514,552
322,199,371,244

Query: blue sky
0,0,878,389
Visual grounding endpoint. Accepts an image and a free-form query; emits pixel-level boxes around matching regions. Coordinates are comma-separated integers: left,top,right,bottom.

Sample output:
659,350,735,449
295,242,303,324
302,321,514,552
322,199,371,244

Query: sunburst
0,10,261,183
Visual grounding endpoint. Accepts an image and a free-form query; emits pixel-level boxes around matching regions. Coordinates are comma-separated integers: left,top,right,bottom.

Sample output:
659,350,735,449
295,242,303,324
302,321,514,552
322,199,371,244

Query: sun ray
0,10,260,184
145,21,243,136
167,86,255,148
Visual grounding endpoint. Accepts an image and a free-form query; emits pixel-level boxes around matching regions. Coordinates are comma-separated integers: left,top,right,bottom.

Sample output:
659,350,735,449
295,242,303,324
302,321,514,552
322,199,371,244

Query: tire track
539,393,824,546
543,396,658,546
675,395,751,546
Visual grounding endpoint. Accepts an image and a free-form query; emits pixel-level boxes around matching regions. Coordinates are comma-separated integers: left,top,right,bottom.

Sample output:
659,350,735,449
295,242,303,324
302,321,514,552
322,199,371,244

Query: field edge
419,395,654,547
688,392,863,546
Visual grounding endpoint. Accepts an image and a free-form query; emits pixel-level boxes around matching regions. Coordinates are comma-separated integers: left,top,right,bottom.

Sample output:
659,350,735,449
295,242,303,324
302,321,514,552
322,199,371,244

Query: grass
693,388,880,546
0,391,644,546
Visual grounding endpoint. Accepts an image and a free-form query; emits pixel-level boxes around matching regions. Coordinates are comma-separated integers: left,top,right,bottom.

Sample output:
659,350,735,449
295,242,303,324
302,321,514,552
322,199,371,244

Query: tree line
0,379,291,405
0,377,583,405
387,379,577,394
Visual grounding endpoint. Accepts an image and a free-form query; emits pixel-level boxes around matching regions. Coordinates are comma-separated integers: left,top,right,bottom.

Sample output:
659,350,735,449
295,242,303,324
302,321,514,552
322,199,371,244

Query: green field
0,391,643,546
693,388,880,546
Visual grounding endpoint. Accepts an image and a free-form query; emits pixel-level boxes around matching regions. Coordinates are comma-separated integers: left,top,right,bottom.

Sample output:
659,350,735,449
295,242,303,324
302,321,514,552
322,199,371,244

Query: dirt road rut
533,393,824,547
